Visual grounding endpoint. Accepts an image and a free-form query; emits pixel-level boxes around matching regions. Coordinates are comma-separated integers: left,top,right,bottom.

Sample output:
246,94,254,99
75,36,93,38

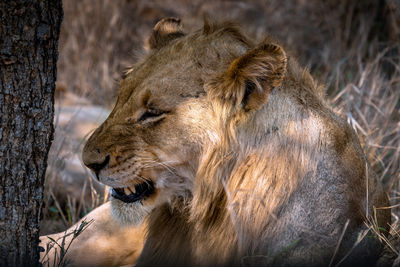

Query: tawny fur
81,19,391,267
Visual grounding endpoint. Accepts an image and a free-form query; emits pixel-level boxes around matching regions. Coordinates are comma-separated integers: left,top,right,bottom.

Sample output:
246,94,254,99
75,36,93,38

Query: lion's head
82,18,287,225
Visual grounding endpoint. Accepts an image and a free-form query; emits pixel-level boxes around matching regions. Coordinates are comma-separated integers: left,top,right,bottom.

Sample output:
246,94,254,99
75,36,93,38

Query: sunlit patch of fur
190,89,323,259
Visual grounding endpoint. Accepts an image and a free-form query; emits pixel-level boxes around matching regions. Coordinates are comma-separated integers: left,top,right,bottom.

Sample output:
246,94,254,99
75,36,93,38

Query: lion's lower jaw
110,198,154,226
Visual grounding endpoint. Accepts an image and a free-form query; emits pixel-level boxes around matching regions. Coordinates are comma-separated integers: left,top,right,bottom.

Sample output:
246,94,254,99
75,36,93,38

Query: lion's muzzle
110,181,155,203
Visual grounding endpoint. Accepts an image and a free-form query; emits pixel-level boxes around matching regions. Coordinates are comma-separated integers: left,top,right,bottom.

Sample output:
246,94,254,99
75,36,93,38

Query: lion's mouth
110,181,155,203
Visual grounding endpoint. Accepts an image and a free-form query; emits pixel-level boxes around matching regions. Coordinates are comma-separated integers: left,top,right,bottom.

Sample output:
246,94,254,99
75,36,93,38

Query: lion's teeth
129,186,136,194
123,187,131,195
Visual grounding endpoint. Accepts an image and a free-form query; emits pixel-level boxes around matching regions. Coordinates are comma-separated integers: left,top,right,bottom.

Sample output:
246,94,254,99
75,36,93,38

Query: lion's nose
86,155,110,173
82,149,110,176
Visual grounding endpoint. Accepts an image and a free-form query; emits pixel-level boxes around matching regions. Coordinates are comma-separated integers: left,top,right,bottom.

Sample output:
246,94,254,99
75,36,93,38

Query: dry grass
42,0,400,261
41,219,93,267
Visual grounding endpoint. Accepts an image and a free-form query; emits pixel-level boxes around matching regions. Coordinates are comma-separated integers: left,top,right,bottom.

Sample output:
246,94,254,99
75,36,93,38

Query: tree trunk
0,1,63,266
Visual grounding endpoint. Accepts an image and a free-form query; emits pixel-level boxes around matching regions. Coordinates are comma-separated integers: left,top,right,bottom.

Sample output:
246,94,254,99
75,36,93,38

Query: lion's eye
138,109,164,122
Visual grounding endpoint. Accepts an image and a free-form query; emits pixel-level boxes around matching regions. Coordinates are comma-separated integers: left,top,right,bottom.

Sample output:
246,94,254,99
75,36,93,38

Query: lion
50,18,391,266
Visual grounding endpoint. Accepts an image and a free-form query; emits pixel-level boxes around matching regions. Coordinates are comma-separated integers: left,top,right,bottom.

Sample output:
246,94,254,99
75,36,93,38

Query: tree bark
0,1,63,266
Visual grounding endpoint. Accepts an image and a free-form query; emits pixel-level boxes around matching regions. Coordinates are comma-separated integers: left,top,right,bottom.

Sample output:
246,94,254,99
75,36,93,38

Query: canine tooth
123,187,130,195
129,186,136,194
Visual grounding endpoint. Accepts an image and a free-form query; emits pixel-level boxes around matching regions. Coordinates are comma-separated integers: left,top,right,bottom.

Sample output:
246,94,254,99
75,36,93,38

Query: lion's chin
110,198,154,226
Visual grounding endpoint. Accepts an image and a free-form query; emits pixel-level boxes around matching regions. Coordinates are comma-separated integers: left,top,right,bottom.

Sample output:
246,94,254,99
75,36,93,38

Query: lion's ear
209,43,287,112
148,17,185,50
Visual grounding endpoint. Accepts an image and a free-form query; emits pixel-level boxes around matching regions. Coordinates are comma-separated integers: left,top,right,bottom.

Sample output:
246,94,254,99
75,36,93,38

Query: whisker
138,159,178,175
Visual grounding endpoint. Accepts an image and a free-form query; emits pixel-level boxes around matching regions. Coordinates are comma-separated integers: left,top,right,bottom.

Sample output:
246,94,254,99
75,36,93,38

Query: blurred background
41,0,400,236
